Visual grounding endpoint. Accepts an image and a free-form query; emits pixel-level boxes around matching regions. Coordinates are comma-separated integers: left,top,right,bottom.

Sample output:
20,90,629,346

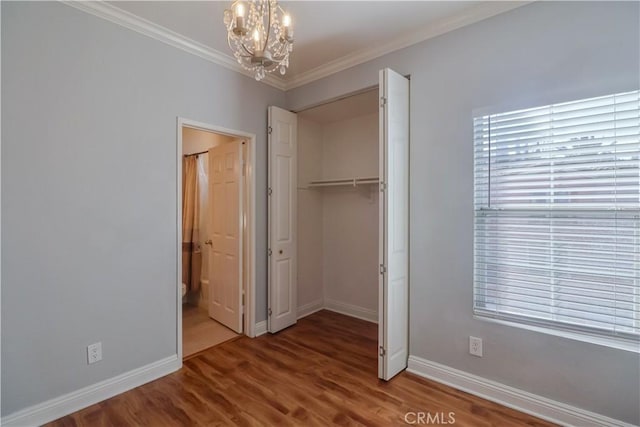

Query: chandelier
224,0,294,81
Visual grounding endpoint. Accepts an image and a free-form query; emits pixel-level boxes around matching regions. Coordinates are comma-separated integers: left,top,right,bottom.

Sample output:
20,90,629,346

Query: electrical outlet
469,336,483,357
87,342,102,364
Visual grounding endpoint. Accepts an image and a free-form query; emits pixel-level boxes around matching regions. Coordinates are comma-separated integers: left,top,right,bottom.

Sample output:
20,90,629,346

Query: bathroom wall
182,127,234,155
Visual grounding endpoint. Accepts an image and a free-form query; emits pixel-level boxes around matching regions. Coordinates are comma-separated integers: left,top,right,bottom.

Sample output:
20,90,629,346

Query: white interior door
208,141,243,333
268,106,298,333
378,68,410,380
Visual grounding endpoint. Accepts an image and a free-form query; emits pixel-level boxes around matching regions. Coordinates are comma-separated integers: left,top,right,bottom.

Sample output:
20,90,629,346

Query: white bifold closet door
208,141,244,334
378,68,410,381
267,106,298,333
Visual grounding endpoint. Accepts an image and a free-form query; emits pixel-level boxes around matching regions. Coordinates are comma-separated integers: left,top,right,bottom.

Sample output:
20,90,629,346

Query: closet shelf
307,177,379,188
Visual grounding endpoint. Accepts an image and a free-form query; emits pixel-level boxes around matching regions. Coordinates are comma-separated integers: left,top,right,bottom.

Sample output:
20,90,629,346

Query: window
473,90,640,344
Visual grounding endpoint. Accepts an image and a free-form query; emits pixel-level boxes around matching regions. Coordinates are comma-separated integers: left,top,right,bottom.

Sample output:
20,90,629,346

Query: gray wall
1,1,283,416
288,1,640,424
3,0,639,423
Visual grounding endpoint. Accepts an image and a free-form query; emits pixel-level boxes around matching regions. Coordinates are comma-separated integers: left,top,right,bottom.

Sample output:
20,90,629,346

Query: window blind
473,90,640,342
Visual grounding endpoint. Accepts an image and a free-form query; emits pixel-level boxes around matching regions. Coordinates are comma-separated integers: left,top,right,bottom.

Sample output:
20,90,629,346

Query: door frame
287,77,410,379
176,117,257,361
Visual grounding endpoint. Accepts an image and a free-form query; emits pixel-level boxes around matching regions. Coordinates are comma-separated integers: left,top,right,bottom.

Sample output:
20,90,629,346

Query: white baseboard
255,320,268,336
407,355,635,427
297,299,324,319
324,298,378,323
1,355,181,427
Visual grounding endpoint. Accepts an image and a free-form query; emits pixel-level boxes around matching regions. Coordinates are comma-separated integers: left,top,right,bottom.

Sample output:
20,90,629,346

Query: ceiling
106,1,527,89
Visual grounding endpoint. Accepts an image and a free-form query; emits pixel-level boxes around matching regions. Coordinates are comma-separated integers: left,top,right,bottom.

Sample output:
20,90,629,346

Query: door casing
176,117,257,362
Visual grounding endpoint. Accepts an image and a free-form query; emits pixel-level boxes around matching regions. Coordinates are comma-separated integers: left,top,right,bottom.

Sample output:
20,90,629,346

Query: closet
268,68,409,381
296,89,380,324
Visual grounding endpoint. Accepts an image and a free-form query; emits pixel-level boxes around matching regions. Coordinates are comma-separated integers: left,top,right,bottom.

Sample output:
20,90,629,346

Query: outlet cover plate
87,342,102,364
469,336,483,357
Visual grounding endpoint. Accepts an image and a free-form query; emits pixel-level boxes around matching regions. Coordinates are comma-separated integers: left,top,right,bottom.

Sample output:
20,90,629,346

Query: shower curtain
182,156,202,292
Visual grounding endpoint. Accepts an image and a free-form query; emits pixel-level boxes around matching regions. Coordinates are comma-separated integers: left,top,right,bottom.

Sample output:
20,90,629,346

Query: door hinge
268,308,273,317
268,187,273,196
380,181,386,192
379,346,386,357
380,97,387,107
268,248,272,256
380,264,387,274
268,126,273,135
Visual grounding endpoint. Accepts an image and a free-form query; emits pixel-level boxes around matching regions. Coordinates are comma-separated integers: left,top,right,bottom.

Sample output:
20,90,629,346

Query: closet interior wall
297,92,379,321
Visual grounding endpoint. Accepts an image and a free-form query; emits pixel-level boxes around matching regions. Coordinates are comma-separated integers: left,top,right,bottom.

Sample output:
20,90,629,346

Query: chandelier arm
240,42,253,56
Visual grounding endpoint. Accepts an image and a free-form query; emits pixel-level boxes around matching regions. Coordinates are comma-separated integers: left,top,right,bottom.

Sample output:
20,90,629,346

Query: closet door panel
268,106,298,333
379,68,410,381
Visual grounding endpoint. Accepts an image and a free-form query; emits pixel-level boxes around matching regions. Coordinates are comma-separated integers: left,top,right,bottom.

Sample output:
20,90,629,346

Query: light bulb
283,14,291,28
253,28,261,51
233,3,246,34
235,3,245,18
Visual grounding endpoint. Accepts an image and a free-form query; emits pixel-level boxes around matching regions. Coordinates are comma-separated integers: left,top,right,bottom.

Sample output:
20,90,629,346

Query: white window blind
474,90,640,342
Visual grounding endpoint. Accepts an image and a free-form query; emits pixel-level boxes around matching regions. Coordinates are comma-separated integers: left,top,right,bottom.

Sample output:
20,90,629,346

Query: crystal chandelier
224,0,294,81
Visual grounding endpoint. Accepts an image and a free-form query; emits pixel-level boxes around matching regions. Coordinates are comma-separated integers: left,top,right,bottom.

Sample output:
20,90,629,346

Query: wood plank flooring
48,310,554,426
182,304,239,358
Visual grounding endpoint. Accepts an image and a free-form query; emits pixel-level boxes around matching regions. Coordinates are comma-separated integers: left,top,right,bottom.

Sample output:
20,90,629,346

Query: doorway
266,68,410,381
177,118,257,360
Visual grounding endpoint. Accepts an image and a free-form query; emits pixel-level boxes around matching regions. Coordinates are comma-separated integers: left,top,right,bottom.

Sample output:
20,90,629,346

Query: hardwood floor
183,304,239,358
48,311,554,426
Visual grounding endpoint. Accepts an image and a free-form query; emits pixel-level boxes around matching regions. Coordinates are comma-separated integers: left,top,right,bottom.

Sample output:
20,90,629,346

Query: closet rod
184,150,208,157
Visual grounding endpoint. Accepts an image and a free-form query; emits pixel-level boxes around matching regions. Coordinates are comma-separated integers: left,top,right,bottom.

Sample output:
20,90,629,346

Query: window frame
472,91,640,350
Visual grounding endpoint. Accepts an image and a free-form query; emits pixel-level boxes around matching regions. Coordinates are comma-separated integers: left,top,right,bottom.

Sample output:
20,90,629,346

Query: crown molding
61,1,288,91
62,1,531,93
285,1,532,91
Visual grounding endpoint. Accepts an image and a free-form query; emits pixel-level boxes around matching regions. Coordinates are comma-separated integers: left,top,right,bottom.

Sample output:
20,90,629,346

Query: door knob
204,239,213,246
